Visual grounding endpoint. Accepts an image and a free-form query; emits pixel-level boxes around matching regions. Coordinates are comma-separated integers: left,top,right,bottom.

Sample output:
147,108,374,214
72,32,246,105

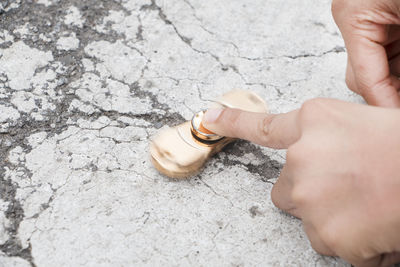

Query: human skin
201,1,400,266
332,0,400,107
202,100,400,267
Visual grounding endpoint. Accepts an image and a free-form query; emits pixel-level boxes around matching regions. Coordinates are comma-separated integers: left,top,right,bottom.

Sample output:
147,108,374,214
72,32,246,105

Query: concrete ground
0,0,362,266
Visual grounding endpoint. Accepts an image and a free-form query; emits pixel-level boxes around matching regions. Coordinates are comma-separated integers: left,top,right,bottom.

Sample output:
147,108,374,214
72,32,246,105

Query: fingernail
203,108,223,124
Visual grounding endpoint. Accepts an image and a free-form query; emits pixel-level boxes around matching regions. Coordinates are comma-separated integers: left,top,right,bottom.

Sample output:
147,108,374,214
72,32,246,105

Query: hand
203,98,400,267
332,0,400,107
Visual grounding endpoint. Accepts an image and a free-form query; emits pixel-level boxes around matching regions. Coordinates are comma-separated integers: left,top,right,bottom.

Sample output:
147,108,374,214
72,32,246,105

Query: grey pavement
0,0,362,266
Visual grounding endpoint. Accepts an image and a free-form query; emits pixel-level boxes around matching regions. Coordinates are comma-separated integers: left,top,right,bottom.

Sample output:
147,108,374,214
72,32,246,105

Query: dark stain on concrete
249,205,263,218
220,140,283,183
0,0,184,265
0,0,282,265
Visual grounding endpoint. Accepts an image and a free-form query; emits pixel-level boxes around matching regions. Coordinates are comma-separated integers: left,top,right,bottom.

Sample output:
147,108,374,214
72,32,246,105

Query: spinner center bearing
190,111,224,144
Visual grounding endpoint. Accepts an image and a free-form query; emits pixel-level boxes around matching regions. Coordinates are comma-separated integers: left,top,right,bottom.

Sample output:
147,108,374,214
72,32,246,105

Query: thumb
332,0,400,107
202,108,300,149
344,28,400,107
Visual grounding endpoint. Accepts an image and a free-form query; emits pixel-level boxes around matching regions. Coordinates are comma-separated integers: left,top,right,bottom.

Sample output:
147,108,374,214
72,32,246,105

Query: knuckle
285,142,310,172
345,75,357,93
362,78,395,97
345,68,358,94
301,98,324,112
309,239,326,255
286,145,301,165
299,98,327,123
318,225,338,251
257,115,275,144
310,240,331,256
345,76,352,90
286,145,307,205
270,185,281,208
358,77,400,106
291,185,307,206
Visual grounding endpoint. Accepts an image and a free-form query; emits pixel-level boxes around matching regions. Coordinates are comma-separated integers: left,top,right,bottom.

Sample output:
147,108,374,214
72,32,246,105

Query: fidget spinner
149,90,268,178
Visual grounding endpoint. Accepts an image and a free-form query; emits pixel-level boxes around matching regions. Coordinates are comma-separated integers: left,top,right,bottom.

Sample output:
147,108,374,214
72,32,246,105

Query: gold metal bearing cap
190,111,224,144
149,90,268,178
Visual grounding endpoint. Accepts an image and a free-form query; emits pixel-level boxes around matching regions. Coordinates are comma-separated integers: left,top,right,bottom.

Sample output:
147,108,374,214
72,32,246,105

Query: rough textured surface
0,0,361,266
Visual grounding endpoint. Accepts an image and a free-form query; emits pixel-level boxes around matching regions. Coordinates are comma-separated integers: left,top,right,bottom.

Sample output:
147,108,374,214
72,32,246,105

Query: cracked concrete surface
0,0,361,266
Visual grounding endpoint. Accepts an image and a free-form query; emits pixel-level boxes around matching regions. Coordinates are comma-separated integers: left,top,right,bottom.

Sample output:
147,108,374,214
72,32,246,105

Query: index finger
202,108,301,149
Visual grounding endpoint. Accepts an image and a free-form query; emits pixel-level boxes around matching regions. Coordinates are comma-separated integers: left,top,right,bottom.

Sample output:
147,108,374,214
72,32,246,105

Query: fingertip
202,108,229,136
203,108,224,124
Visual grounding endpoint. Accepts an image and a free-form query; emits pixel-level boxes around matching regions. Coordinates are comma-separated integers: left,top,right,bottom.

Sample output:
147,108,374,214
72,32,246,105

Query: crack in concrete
0,170,35,266
283,46,346,60
141,0,192,45
182,0,240,57
0,0,345,265
140,0,236,72
240,46,346,61
136,14,144,42
197,177,235,208
0,1,182,265
0,0,191,262
0,140,35,265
